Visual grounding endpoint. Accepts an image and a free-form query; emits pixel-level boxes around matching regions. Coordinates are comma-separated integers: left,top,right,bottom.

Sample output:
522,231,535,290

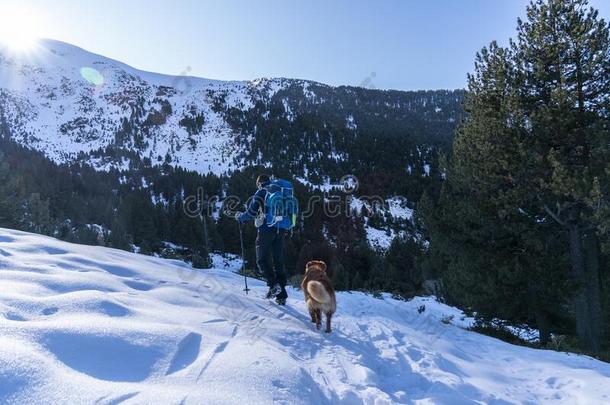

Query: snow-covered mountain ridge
0,39,271,173
0,39,462,176
1,228,609,404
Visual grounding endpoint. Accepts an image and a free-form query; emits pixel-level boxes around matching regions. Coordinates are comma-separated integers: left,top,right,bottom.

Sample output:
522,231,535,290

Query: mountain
1,228,609,404
0,39,462,182
0,39,463,298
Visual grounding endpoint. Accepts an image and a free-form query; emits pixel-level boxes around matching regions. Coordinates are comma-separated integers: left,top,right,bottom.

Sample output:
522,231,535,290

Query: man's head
256,174,270,188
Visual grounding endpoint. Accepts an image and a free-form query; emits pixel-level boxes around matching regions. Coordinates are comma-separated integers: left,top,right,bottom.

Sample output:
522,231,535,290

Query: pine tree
511,0,610,353
22,193,52,235
427,0,609,352
0,152,22,228
108,219,133,251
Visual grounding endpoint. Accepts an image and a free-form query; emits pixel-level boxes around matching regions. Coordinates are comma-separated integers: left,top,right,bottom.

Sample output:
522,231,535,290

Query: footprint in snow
95,391,139,405
3,311,26,321
99,301,130,317
166,332,202,375
44,332,165,382
42,307,59,316
20,246,68,255
102,264,138,278
201,318,227,325
0,235,15,243
124,280,154,291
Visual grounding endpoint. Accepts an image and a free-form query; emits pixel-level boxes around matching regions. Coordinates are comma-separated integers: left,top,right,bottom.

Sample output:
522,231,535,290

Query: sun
0,5,45,52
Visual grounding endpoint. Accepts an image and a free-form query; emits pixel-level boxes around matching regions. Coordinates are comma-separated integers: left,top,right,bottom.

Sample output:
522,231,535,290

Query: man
236,174,288,305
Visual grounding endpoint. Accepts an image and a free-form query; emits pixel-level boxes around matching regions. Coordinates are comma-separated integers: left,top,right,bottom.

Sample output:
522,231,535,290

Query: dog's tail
307,281,331,304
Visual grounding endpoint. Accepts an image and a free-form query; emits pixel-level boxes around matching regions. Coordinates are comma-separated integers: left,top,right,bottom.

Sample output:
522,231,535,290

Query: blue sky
5,0,610,90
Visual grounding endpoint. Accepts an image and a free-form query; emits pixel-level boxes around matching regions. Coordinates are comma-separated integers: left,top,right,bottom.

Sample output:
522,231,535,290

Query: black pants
256,229,286,287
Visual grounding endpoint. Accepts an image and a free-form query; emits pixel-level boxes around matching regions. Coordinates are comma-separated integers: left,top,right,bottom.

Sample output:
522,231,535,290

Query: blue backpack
263,179,298,230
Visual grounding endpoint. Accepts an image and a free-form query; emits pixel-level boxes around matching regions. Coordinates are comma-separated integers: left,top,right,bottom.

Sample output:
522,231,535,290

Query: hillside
0,39,462,182
1,228,609,404
0,39,462,297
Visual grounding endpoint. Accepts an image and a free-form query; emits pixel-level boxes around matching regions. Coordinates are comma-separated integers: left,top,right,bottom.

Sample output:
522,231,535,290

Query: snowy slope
0,228,609,404
0,39,285,174
0,40,463,178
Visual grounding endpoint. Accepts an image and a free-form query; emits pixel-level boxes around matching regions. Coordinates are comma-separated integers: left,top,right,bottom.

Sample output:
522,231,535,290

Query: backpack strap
260,186,269,215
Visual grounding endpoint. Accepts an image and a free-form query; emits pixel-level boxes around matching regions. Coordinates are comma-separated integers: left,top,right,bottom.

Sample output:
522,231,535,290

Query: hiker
235,174,289,304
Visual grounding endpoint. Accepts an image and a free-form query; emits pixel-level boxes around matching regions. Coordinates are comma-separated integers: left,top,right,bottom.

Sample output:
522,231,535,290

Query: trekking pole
238,221,250,295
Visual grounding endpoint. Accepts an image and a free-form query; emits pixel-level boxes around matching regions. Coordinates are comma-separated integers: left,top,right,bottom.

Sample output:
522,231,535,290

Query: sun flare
0,5,45,52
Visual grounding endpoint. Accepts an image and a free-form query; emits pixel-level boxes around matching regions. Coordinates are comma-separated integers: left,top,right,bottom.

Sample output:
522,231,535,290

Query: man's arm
238,189,265,223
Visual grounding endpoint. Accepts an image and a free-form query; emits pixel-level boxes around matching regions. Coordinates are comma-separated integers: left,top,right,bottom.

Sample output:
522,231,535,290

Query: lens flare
80,67,105,86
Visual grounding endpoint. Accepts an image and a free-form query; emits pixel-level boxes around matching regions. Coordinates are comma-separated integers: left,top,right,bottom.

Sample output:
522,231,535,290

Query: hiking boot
265,283,281,299
275,287,288,305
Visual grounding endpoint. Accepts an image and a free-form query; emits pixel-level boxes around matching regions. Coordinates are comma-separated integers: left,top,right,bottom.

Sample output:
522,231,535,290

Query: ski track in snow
0,228,609,404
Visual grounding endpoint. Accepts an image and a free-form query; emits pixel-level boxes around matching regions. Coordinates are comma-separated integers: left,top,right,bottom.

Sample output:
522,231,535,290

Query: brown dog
301,260,336,333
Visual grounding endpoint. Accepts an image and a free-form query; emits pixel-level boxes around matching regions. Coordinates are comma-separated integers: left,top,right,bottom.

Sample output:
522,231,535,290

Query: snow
251,77,288,99
345,114,357,130
302,82,316,102
0,40,292,176
365,225,397,250
350,196,414,250
1,228,610,404
282,98,295,122
295,177,342,192
209,253,242,272
387,197,413,221
423,164,431,176
85,223,107,235
350,197,412,221
161,241,186,251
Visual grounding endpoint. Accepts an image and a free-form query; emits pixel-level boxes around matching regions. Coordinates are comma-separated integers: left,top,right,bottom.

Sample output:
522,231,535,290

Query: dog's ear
305,261,315,273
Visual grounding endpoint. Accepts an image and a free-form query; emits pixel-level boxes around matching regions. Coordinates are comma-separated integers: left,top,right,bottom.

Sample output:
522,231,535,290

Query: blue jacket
238,181,275,232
